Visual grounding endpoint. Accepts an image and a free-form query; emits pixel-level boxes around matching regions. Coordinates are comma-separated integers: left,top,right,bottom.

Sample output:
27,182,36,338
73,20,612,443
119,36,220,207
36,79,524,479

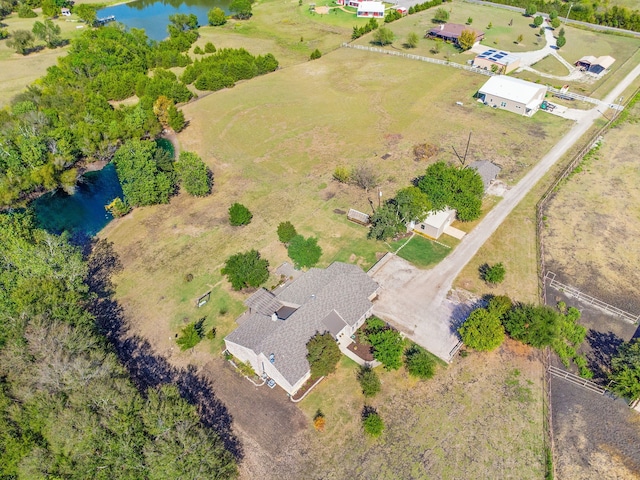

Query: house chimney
271,313,278,322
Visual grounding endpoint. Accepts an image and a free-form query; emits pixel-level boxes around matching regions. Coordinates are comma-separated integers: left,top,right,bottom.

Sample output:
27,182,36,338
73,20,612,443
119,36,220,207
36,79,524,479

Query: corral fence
545,272,640,324
541,348,556,480
535,85,640,480
548,364,608,395
547,86,623,110
341,43,496,77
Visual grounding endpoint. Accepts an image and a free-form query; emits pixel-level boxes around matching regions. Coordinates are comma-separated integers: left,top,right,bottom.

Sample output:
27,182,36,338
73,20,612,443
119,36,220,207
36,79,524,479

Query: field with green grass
530,53,570,76
390,233,455,268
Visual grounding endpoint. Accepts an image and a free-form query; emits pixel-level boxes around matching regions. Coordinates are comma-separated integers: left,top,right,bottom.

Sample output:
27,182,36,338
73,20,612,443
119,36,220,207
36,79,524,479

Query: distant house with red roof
426,23,484,46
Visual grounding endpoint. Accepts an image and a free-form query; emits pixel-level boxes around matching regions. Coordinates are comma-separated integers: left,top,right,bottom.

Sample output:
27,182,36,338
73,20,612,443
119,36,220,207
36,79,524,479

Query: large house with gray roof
224,262,380,395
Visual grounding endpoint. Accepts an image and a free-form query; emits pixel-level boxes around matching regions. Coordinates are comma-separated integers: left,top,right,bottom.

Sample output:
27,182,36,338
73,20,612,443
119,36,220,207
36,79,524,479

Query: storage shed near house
477,75,547,117
357,1,385,18
426,23,484,45
347,208,371,226
575,55,615,75
468,160,501,191
61,7,71,16
473,49,520,74
411,208,456,239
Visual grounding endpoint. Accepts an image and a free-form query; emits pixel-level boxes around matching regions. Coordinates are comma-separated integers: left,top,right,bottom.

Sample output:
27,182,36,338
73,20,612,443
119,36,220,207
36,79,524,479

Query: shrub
503,304,558,348
309,49,321,60
458,308,505,351
481,262,506,284
333,166,351,183
313,410,326,432
362,407,384,437
176,319,205,350
204,42,216,53
351,164,378,191
176,151,211,196
357,365,381,397
277,221,297,244
433,7,449,23
467,17,472,24
228,202,252,226
373,27,394,46
194,46,204,55
221,250,269,290
287,235,322,269
551,17,561,29
105,197,131,218
306,332,341,378
18,4,37,18
0,29,8,40
368,327,404,370
404,344,437,379
167,105,186,132
610,339,640,400
534,15,544,27
237,360,255,377
556,35,566,48
406,32,419,48
208,7,227,26
525,3,536,16
206,327,216,339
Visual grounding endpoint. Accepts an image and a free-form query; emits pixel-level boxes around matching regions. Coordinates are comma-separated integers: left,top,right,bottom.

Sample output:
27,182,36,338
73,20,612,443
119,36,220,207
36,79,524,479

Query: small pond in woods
98,0,233,42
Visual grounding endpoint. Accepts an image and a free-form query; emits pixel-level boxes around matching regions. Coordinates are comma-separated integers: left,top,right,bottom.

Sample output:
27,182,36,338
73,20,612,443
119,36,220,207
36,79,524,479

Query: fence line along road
548,365,608,395
545,272,640,324
547,87,624,110
341,43,496,76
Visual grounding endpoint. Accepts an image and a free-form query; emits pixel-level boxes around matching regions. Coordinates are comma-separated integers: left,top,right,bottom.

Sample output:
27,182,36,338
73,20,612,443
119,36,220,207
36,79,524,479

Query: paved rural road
372,62,640,361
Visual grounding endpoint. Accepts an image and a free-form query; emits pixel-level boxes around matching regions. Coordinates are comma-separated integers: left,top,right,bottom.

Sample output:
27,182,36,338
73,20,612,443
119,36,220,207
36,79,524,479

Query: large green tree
113,139,175,207
368,203,404,241
228,203,253,226
175,151,211,196
458,307,505,351
208,7,227,26
0,213,238,478
306,332,341,378
458,29,477,50
221,250,269,290
373,27,395,46
230,0,252,19
417,161,484,221
433,7,449,23
368,327,404,370
32,19,62,48
287,235,322,269
404,344,437,379
394,186,431,224
7,29,34,55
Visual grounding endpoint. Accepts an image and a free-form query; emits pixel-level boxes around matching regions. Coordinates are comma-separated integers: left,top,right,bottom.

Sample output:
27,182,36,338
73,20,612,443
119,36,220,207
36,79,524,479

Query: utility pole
378,189,382,209
565,2,573,24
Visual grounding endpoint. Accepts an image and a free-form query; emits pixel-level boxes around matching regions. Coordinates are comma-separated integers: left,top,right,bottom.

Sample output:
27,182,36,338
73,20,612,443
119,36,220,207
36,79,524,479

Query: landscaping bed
346,326,375,362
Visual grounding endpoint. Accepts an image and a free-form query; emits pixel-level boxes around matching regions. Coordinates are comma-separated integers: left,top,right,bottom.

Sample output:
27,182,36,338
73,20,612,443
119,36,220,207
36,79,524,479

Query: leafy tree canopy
176,151,211,196
287,235,322,269
228,202,252,226
230,0,252,19
610,339,640,401
458,307,505,351
458,29,477,50
404,344,438,378
433,7,449,22
277,221,297,244
357,365,381,397
368,327,404,370
221,249,269,290
113,139,175,207
208,7,227,26
306,332,341,378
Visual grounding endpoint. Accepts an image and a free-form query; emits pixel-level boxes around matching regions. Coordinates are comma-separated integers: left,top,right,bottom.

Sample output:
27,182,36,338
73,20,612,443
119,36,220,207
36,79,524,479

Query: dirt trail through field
372,62,640,361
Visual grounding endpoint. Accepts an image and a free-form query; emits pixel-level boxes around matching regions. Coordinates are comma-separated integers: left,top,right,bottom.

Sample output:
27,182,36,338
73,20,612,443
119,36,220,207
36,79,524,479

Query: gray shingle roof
244,288,282,315
469,160,501,191
225,262,379,387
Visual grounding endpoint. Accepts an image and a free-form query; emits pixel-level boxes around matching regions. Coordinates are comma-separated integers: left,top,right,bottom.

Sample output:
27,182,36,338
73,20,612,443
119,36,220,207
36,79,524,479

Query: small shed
473,49,520,74
396,7,408,15
412,208,456,239
357,1,385,18
469,160,501,192
576,55,615,75
61,7,71,16
347,208,371,225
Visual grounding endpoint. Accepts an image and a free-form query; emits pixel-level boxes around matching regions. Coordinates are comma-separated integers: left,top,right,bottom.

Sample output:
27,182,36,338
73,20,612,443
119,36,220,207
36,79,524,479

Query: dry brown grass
291,340,545,479
542,100,640,313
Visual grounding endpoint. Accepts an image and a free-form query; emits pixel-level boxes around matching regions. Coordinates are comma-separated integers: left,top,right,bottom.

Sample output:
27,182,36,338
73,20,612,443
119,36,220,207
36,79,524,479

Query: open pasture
102,47,569,360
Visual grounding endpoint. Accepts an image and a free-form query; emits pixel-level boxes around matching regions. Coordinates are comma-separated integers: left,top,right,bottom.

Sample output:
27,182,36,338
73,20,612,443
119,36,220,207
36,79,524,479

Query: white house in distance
357,1,385,18
224,262,380,395
409,208,457,239
477,75,547,117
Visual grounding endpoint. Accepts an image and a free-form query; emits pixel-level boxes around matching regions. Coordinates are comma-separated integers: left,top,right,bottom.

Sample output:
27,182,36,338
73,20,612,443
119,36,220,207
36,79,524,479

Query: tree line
0,18,278,207
0,212,238,478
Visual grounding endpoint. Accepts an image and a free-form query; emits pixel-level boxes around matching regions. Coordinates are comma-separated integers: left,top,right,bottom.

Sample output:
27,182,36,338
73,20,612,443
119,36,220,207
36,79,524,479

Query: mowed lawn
102,47,570,356
391,234,455,268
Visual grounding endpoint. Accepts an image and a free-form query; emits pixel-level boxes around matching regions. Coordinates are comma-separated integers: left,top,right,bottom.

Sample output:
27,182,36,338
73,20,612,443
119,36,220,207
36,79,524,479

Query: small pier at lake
94,15,116,26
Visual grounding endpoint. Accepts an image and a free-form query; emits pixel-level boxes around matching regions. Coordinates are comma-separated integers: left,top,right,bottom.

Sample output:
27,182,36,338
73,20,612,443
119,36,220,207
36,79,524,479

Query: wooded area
0,212,238,478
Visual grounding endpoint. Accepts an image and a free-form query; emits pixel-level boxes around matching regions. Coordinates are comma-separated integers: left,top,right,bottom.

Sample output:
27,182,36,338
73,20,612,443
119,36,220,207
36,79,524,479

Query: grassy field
530,53,570,76
0,11,87,106
101,46,569,362
542,97,640,313
293,339,545,479
390,233,455,268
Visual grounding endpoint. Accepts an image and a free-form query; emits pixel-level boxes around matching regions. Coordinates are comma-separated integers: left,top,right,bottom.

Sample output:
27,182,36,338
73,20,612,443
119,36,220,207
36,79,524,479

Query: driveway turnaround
371,62,640,362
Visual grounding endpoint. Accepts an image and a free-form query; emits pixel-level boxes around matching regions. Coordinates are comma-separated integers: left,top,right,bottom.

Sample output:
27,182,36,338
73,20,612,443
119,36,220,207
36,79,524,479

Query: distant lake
97,0,232,42
33,163,123,241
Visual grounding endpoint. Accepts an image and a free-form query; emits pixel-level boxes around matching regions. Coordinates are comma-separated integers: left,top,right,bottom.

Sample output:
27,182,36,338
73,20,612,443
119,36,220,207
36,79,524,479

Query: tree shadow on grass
86,239,243,460
586,329,624,383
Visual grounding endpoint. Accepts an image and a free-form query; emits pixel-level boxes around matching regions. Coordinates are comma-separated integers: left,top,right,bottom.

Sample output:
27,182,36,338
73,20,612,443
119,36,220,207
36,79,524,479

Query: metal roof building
477,75,547,117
